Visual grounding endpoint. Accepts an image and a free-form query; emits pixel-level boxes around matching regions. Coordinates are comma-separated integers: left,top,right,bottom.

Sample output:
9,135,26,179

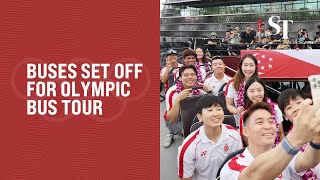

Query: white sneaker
163,133,174,148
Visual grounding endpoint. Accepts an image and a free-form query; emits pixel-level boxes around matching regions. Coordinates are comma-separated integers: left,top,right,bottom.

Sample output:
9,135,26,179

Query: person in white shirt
203,56,231,96
177,95,242,180
163,65,213,148
195,47,211,72
239,77,285,147
278,89,320,179
160,49,183,92
220,101,320,180
256,24,271,43
174,49,207,83
225,54,259,127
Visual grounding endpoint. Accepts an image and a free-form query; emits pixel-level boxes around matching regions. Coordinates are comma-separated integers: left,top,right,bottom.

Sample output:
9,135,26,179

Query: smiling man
203,56,231,96
163,65,212,148
177,95,242,180
220,101,320,180
175,49,207,82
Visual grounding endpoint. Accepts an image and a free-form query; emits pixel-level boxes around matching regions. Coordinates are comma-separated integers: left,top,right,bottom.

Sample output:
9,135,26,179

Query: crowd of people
206,24,320,56
160,46,320,179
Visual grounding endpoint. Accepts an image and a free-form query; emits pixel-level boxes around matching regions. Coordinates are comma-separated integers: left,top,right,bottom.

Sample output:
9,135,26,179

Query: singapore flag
241,50,320,79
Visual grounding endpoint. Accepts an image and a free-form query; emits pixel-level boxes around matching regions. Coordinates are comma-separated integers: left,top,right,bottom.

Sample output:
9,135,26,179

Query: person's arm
238,99,320,180
177,138,196,180
160,62,171,83
294,136,320,173
238,136,300,180
294,97,320,173
166,89,191,122
226,97,237,114
279,123,285,142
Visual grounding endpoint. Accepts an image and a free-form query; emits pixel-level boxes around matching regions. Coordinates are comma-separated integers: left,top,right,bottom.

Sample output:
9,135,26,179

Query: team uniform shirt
225,80,243,125
198,62,211,72
314,164,320,178
160,63,182,91
174,66,207,83
203,73,231,96
239,104,284,136
177,125,243,180
220,148,306,180
163,84,205,121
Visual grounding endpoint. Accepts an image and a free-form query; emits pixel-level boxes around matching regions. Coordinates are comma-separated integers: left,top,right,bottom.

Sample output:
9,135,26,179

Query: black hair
195,47,209,63
277,89,306,116
196,94,224,114
244,77,268,109
243,102,272,126
233,54,259,91
179,65,197,77
260,24,265,27
211,56,224,61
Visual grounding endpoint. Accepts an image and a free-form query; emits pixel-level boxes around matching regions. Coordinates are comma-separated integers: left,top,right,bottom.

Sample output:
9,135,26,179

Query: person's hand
203,85,213,93
176,89,191,102
287,99,320,149
166,60,172,68
236,106,245,114
312,132,320,145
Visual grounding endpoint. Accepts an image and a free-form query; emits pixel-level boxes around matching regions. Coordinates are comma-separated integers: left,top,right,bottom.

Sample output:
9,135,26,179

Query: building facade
160,0,320,39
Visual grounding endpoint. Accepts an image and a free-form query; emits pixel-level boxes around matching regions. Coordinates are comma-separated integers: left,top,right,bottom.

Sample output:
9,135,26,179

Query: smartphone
192,86,203,90
308,75,320,116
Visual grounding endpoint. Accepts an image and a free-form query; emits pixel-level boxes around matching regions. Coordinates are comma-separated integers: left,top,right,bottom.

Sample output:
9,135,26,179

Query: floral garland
236,81,245,107
175,80,201,95
287,125,317,180
266,98,280,146
197,62,211,72
204,63,211,72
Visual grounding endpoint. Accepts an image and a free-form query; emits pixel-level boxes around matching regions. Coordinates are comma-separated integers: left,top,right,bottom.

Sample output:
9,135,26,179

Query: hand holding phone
192,86,203,90
308,75,320,116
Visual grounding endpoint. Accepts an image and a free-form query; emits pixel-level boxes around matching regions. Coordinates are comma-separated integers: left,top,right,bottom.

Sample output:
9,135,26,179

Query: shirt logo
224,144,229,151
200,151,207,156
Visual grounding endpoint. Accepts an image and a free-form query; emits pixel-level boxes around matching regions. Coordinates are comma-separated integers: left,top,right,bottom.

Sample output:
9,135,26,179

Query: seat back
217,91,232,115
190,122,203,134
180,95,203,137
167,67,180,88
223,115,237,129
167,73,175,88
189,115,236,135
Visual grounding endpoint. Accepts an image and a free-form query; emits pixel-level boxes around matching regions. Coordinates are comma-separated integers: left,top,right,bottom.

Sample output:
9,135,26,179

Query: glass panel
305,2,317,10
242,4,251,13
270,2,282,12
252,4,261,12
282,1,293,11
293,3,305,10
306,0,317,2
261,3,271,12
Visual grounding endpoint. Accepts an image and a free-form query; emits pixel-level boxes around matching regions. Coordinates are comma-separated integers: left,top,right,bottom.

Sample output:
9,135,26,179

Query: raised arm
239,99,320,180
166,89,191,122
